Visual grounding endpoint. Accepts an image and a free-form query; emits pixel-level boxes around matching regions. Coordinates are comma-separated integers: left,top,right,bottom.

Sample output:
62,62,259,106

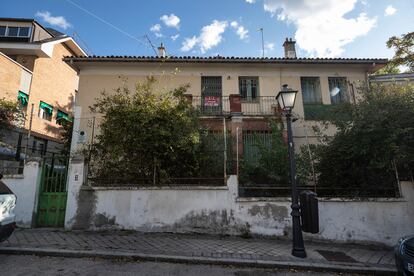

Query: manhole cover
316,250,357,263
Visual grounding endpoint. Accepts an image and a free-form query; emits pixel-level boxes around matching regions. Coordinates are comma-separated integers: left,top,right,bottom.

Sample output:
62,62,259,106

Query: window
0,26,6,36
38,101,53,121
17,91,29,110
7,27,19,37
18,27,30,37
0,26,31,38
329,77,349,104
239,77,259,101
300,77,322,104
56,110,71,125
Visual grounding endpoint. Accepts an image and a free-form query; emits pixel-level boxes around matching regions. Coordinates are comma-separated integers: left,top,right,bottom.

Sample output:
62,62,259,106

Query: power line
145,35,158,56
64,0,151,50
72,31,94,55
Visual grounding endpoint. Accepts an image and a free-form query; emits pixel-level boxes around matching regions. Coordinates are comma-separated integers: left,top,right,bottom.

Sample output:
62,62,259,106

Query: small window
38,101,53,121
239,77,259,101
56,110,71,125
300,77,322,104
18,27,30,37
0,26,6,36
329,77,348,104
7,27,19,37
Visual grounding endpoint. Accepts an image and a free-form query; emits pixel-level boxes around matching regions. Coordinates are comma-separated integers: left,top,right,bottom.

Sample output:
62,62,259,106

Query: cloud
246,0,256,3
171,34,180,41
385,5,397,16
263,0,377,57
35,11,72,30
150,24,161,32
181,20,228,53
230,21,249,40
265,42,275,51
150,23,163,37
160,14,180,29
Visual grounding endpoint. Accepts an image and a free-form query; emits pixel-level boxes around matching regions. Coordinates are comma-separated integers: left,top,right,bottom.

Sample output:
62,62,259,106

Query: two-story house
65,39,386,166
0,18,86,159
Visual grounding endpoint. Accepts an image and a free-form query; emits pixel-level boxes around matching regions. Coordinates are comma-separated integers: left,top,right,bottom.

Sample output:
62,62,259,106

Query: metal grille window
239,77,259,101
329,77,348,104
300,77,322,104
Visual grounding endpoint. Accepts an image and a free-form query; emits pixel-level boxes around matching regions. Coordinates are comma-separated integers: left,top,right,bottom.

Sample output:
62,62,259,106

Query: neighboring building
65,39,387,160
0,18,87,157
369,72,414,84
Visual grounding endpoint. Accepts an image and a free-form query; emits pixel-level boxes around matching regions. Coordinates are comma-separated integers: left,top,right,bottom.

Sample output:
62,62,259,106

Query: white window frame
0,25,32,38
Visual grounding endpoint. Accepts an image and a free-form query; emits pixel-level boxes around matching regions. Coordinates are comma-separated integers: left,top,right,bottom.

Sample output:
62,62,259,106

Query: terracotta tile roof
64,55,388,65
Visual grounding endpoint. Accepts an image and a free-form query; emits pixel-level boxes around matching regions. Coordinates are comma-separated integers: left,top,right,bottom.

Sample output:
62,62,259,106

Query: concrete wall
2,160,41,227
65,159,414,246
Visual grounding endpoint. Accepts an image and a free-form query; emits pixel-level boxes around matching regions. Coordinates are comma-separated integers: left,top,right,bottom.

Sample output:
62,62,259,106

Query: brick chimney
283,38,296,58
158,43,166,58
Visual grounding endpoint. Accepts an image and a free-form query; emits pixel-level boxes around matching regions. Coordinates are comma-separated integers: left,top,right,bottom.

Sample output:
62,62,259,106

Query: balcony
189,95,279,116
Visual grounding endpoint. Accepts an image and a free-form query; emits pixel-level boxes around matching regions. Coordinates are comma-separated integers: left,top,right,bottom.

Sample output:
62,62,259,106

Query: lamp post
276,84,306,258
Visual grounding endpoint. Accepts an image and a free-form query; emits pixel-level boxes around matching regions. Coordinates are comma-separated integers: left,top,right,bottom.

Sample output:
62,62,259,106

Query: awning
17,91,29,106
57,110,71,122
39,101,53,114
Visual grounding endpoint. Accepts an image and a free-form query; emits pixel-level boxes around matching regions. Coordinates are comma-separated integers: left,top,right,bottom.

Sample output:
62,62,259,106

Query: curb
0,247,396,274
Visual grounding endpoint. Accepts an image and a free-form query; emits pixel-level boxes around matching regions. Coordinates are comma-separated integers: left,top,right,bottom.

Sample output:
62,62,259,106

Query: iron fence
84,116,233,187
238,185,400,198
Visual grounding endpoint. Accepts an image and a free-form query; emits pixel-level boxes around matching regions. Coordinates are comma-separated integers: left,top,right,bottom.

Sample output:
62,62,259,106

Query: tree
0,98,24,139
298,83,414,196
386,32,414,72
88,78,211,184
239,120,289,186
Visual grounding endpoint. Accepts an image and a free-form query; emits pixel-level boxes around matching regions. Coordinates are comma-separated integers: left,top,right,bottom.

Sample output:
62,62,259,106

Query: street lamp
276,84,306,258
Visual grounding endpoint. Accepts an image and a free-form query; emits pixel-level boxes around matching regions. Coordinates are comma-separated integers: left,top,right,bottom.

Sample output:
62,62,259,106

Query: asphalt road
0,254,372,276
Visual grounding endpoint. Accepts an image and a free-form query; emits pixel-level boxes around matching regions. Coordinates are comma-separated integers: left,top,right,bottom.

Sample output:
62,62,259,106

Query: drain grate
316,250,357,263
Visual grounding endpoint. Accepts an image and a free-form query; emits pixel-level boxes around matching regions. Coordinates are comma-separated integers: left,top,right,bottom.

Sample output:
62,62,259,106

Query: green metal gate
37,155,69,227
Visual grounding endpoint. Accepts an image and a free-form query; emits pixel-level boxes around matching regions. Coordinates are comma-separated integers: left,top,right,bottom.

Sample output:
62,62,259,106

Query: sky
1,0,413,58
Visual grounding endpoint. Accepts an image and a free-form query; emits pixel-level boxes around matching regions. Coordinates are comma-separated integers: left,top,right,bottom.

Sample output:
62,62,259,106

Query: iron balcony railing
191,96,230,116
191,96,278,116
240,96,279,116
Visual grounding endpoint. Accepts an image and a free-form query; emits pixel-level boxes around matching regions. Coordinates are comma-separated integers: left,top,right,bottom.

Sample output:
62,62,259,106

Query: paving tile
0,228,395,271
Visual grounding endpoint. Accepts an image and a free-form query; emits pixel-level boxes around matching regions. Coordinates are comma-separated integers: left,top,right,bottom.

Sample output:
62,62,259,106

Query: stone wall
2,160,41,227
64,159,414,246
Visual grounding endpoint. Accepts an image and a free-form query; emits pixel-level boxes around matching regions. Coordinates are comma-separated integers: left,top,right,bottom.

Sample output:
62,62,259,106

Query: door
201,76,222,115
37,155,68,227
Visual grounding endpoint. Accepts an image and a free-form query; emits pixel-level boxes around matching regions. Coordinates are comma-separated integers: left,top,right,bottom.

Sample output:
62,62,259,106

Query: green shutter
17,91,29,106
39,101,53,114
57,110,71,122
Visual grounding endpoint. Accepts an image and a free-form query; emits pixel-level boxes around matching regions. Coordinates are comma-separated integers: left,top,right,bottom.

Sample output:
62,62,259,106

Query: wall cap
87,186,229,191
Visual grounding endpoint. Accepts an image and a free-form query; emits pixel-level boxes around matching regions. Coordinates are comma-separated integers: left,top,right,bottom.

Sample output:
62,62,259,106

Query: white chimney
158,43,166,58
283,38,296,58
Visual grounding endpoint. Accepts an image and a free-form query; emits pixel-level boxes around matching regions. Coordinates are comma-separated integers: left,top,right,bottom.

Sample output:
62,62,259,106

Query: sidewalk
0,228,396,274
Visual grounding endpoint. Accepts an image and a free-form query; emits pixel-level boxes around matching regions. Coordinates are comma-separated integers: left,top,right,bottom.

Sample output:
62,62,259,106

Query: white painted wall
65,160,414,246
3,160,41,227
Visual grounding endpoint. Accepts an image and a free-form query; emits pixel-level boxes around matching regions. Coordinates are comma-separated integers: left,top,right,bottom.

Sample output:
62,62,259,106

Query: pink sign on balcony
204,96,221,107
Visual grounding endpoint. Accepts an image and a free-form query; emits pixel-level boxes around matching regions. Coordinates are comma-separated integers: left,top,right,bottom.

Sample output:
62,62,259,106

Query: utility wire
64,0,151,50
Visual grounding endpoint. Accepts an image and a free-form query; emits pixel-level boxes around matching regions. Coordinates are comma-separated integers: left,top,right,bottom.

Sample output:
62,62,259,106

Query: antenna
145,35,158,56
257,28,264,58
